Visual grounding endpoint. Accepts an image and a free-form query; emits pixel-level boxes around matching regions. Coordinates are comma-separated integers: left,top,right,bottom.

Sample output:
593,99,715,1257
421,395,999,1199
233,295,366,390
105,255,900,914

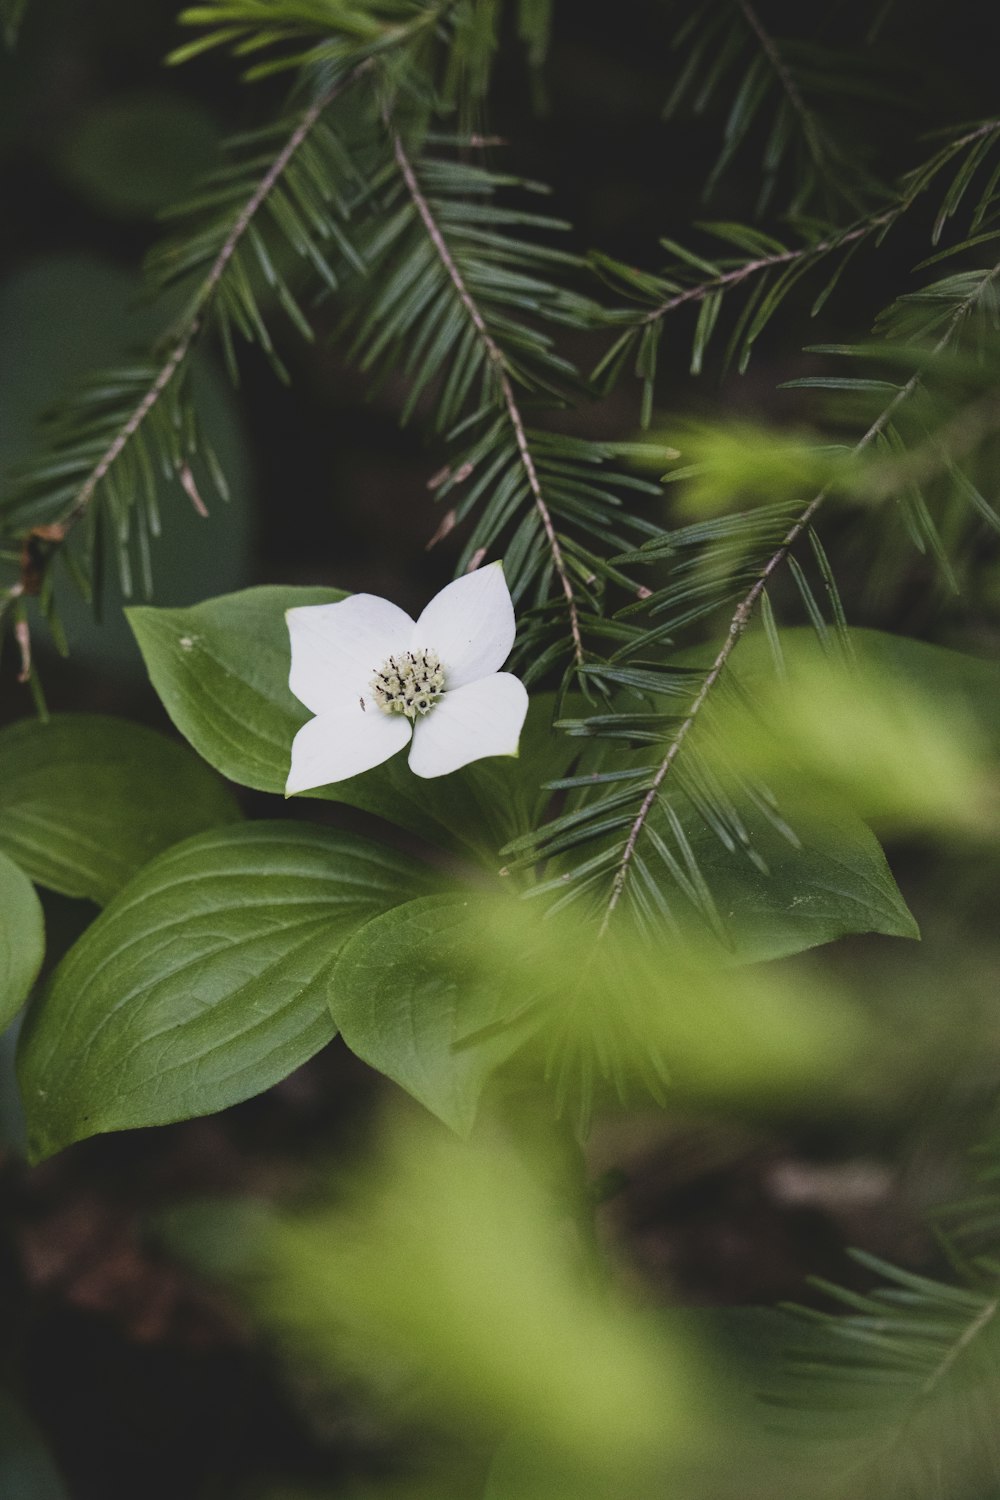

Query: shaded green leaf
0,714,242,905
678,797,919,961
0,852,44,1031
18,822,439,1159
127,586,344,796
164,1120,691,1474
330,893,532,1135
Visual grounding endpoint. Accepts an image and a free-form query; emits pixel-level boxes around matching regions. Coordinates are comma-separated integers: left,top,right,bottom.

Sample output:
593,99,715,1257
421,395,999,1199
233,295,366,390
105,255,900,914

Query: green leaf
848,628,1000,749
128,585,575,861
329,893,532,1135
18,822,439,1160
0,715,242,905
719,627,998,837
0,852,44,1031
330,881,874,1132
127,586,344,798
164,1122,691,1477
679,797,920,962
529,739,917,961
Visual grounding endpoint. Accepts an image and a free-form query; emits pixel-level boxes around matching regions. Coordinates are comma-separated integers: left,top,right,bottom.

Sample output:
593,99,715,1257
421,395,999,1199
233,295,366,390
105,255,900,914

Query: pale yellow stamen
370,648,445,719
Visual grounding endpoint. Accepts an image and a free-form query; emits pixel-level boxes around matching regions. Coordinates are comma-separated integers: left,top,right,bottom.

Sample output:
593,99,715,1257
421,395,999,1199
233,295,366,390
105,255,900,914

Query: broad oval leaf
669,795,920,962
0,714,242,905
128,586,575,859
0,851,44,1031
18,822,439,1160
330,889,872,1135
127,586,344,797
830,628,1000,755
330,894,530,1135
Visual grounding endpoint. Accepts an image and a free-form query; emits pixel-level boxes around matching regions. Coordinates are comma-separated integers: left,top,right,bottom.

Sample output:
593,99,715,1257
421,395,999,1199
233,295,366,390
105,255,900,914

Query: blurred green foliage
59,90,220,221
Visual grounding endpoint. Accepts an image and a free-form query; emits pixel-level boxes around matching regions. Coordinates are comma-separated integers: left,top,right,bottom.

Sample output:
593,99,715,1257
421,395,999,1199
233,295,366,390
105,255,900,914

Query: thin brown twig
641,219,880,327
14,615,31,682
640,117,1000,330
61,333,199,531
598,491,825,935
600,257,1000,933
389,127,586,667
733,0,817,153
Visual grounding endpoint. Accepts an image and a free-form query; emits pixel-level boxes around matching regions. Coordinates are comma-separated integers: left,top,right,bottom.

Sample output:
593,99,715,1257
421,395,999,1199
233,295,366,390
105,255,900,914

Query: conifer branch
920,1294,999,1398
782,1256,1000,1491
601,256,1000,931
59,333,199,535
598,495,823,934
15,62,367,593
641,222,877,327
732,0,816,153
639,115,1000,332
387,126,586,667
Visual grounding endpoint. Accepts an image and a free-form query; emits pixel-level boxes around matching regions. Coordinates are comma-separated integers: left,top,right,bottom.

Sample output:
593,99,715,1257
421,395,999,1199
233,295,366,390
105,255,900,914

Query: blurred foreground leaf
59,91,220,220
706,631,997,835
167,1119,697,1481
664,421,848,517
331,889,874,1133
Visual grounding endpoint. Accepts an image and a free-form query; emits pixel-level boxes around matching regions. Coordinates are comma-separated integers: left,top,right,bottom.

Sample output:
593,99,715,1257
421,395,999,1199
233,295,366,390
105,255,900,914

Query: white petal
408,673,528,779
412,562,515,689
287,595,415,716
286,704,411,794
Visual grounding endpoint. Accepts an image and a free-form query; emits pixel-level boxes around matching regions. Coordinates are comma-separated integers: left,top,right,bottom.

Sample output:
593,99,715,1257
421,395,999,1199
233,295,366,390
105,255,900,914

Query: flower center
370,648,445,720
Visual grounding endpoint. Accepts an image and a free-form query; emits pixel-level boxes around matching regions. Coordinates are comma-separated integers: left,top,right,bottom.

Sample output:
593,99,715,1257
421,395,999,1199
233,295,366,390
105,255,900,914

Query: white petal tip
407,673,528,778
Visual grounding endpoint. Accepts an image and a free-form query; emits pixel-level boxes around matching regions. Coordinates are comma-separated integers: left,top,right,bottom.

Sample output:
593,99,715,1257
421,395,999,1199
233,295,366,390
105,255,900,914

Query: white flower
285,562,529,793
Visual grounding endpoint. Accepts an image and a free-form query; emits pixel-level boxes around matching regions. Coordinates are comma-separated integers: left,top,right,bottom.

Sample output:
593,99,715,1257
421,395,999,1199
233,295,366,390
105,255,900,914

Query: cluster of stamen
370,648,445,719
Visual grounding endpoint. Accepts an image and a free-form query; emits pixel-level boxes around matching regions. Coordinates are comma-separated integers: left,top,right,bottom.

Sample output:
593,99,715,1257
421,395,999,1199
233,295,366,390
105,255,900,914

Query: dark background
1,3,999,1495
